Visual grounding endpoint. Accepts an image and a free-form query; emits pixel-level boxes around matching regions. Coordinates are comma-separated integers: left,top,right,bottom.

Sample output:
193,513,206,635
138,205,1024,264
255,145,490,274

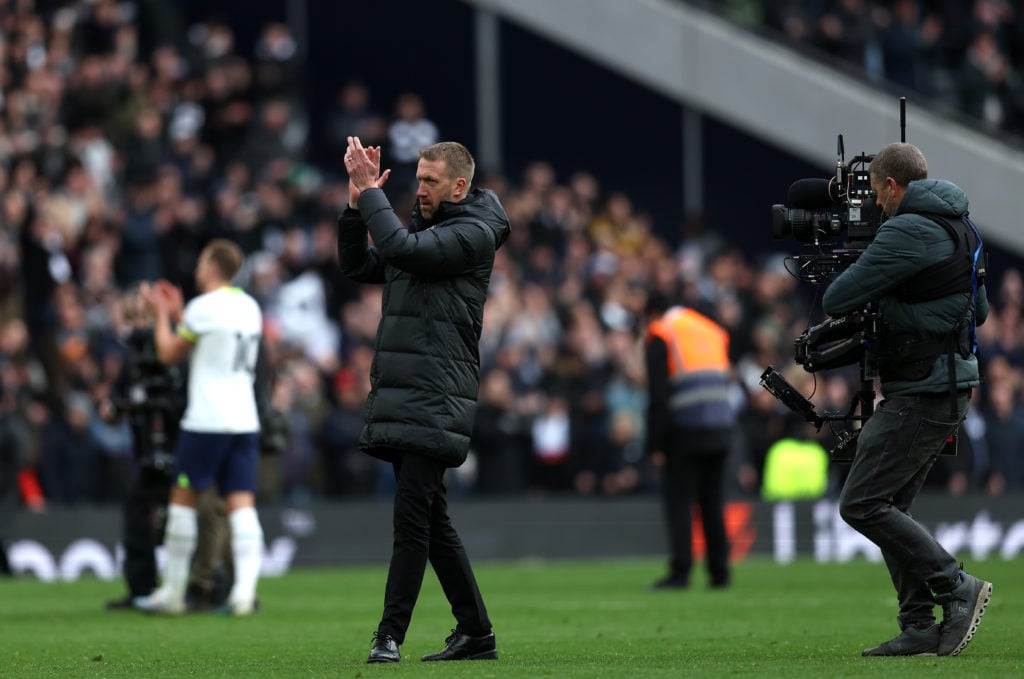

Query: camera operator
102,288,187,609
821,142,991,657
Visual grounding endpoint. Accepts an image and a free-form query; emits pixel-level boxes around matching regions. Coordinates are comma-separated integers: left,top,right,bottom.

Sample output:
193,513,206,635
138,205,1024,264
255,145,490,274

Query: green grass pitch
0,556,1020,677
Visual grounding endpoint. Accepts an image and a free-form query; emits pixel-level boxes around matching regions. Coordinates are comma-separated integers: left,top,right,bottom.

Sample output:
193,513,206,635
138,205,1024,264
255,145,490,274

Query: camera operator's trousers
838,391,970,628
121,480,170,597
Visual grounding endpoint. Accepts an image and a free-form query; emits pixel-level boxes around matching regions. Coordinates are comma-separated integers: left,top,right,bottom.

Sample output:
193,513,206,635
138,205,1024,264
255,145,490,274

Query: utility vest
876,213,986,410
647,307,735,430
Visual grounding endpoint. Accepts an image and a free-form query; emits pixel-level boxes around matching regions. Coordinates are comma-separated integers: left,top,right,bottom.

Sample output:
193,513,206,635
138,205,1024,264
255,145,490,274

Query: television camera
759,99,917,461
114,329,186,485
770,135,884,285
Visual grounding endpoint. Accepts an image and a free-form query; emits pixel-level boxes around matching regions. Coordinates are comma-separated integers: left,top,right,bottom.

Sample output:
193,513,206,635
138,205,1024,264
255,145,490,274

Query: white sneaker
132,588,185,615
216,599,258,616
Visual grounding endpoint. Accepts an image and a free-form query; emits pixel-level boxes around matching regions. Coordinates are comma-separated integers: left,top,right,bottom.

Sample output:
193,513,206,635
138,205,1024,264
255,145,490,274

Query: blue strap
962,214,984,355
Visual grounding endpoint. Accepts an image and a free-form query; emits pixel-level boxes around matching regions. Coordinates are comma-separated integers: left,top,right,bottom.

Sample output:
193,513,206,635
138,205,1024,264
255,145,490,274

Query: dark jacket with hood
337,186,511,466
822,178,989,398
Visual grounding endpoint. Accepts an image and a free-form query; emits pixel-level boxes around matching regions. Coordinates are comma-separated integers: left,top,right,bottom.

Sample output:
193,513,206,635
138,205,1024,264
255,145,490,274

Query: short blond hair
419,141,475,185
202,238,244,281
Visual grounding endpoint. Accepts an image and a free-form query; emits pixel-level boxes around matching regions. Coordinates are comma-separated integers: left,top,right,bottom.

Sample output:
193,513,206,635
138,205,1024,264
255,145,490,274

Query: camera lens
771,205,791,239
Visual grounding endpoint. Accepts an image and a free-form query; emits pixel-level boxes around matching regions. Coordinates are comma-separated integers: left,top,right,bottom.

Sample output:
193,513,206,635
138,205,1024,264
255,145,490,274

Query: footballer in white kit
174,285,263,486
134,239,266,616
179,286,262,433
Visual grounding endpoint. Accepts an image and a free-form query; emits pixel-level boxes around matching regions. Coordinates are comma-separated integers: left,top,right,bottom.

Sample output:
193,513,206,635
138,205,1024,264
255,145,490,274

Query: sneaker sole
862,648,938,657
948,580,993,656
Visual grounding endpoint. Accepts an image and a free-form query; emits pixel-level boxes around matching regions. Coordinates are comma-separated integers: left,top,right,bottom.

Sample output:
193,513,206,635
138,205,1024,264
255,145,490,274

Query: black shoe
421,630,498,661
105,596,136,611
651,576,688,590
186,584,215,613
367,632,400,664
709,574,730,589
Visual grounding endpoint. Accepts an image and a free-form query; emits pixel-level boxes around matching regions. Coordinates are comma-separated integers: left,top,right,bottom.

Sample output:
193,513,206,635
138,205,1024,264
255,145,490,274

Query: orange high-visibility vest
647,307,734,429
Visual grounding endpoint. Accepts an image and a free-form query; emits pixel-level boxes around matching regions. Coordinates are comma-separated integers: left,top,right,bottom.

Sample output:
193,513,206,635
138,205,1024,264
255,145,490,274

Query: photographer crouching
822,143,991,657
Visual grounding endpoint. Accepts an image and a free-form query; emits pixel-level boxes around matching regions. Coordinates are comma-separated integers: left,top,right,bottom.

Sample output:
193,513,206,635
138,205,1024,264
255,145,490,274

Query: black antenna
899,97,906,142
836,134,846,186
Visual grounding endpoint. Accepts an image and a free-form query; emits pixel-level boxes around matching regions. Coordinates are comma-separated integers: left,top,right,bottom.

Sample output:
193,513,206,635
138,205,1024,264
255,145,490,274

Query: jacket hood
896,179,969,218
411,188,511,248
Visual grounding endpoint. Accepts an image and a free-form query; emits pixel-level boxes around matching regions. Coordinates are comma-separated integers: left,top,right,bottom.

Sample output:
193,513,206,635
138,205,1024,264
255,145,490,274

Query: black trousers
121,478,170,596
660,450,730,586
378,450,491,643
838,393,968,628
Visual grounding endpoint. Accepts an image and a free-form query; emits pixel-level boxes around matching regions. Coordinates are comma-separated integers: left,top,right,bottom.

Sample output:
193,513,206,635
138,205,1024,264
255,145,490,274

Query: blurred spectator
586,192,649,256
818,0,877,72
764,0,819,45
272,358,327,504
1,318,46,563
958,30,1020,130
200,59,253,166
319,367,374,497
324,81,387,165
529,394,572,492
878,0,942,95
38,390,102,504
385,92,439,197
115,180,165,285
122,106,165,184
185,16,235,71
598,328,649,495
472,368,531,495
252,22,303,106
976,267,1024,366
266,227,340,371
240,99,306,181
558,300,614,494
980,358,1024,494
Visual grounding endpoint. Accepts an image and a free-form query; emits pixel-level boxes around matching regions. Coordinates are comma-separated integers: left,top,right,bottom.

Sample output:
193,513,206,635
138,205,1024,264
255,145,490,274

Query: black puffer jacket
337,187,510,466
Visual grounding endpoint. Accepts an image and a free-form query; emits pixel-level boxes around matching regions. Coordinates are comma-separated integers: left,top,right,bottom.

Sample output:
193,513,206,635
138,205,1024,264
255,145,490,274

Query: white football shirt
177,286,262,433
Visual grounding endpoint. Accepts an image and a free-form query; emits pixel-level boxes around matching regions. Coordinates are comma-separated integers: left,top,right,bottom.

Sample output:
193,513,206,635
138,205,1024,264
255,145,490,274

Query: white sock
162,504,198,604
229,507,264,606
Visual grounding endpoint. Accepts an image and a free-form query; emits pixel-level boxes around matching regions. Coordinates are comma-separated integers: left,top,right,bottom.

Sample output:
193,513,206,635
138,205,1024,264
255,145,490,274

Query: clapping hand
140,279,184,322
345,135,391,208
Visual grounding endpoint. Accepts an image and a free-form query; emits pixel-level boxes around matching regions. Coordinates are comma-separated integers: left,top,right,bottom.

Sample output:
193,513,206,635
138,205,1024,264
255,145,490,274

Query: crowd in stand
1,1,1023,517
693,0,1024,139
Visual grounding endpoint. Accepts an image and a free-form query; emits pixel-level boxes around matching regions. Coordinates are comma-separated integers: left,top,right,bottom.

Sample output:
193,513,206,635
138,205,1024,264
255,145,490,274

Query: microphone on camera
787,178,842,210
